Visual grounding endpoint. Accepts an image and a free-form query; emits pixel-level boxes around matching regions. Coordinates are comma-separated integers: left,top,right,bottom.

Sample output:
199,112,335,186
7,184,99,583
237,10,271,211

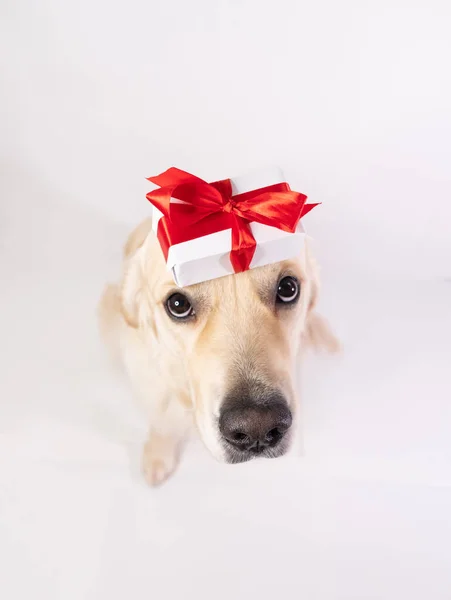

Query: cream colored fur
98,219,338,486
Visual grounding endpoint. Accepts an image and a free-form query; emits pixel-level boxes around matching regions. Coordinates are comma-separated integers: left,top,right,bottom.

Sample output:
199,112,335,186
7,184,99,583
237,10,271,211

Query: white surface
2,0,451,598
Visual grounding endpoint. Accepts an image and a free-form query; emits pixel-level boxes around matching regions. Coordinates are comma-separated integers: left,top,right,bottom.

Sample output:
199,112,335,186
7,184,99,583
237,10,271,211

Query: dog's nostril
265,427,283,444
232,432,249,443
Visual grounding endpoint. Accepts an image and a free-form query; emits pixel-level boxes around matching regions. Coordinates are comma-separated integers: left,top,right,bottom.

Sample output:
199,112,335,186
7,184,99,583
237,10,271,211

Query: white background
3,0,451,278
1,1,451,599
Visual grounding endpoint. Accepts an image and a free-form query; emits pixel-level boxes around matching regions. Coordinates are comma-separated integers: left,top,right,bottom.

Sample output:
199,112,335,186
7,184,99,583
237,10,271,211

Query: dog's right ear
123,218,152,259
120,220,154,330
120,253,147,329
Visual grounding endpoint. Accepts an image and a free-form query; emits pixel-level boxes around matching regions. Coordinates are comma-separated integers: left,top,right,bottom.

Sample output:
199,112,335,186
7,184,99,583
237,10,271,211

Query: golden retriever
98,218,338,486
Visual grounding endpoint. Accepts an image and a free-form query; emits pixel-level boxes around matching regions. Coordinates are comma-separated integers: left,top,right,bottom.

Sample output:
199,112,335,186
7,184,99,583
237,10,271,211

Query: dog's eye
166,293,194,319
276,276,300,304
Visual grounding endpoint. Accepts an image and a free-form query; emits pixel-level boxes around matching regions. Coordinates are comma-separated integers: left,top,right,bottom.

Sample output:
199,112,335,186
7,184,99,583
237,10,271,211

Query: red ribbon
146,167,318,274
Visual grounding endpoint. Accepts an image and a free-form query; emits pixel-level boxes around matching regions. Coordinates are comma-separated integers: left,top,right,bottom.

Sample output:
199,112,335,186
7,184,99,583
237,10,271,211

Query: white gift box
151,167,308,287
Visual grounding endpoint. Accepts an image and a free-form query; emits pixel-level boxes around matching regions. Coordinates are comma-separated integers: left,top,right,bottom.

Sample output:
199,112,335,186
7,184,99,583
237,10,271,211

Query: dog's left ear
304,310,341,353
303,254,341,354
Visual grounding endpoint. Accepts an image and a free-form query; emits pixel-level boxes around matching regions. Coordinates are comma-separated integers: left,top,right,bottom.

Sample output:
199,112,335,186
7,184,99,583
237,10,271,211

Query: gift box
147,167,317,287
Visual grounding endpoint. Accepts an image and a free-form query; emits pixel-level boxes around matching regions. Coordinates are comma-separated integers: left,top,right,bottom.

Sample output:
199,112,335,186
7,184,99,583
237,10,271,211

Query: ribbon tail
146,187,173,218
147,167,205,188
230,215,256,273
300,202,321,218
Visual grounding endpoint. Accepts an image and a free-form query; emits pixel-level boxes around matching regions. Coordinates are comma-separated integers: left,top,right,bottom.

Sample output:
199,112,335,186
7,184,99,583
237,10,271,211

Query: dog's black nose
219,400,292,454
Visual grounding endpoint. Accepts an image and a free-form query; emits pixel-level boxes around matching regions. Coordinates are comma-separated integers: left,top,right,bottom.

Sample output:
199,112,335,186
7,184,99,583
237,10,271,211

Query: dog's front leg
142,398,192,487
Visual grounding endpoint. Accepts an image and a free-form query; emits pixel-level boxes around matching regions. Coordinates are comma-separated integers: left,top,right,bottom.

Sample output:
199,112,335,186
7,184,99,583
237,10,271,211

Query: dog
98,218,339,485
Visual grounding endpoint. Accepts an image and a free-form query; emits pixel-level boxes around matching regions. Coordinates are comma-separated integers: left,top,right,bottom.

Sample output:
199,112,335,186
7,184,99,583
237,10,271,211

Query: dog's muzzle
219,390,292,463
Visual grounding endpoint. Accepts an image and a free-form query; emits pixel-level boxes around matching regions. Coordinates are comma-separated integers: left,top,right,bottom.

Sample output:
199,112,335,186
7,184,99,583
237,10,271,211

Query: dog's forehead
188,258,304,300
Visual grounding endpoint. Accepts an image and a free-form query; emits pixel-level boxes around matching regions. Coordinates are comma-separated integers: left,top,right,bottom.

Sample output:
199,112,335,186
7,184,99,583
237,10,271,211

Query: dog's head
121,221,338,463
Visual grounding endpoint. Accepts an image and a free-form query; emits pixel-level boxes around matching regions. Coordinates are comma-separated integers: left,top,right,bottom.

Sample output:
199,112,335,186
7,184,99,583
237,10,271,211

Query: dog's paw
142,433,180,487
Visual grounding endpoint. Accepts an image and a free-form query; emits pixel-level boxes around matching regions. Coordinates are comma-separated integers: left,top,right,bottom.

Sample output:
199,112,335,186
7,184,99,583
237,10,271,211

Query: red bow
146,167,318,274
